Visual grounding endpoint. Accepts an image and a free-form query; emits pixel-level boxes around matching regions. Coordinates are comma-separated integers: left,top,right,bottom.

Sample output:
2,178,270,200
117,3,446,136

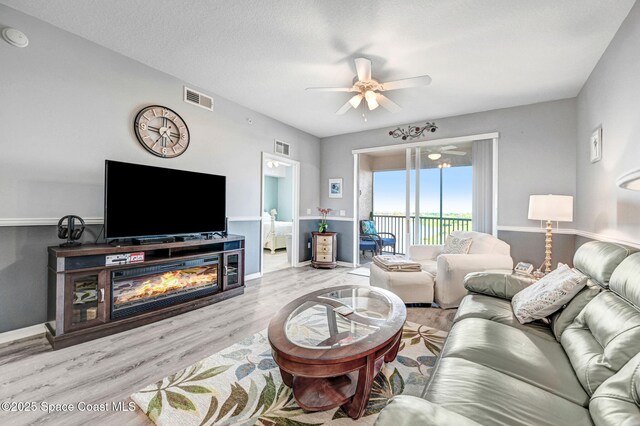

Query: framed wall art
590,127,602,163
328,178,343,198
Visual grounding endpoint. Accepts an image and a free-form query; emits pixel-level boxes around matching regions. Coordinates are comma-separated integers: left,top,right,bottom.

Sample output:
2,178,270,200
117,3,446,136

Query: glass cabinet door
65,271,105,330
223,251,243,290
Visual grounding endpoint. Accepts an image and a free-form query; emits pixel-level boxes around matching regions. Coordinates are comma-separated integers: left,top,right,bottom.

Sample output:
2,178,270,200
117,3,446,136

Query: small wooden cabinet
312,232,337,269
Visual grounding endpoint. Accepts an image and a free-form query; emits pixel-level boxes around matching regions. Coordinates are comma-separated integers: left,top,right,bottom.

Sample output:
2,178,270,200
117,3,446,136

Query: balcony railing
372,215,472,253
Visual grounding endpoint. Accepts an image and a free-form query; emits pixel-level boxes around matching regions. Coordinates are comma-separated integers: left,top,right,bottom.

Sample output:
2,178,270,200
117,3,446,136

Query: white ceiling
2,0,635,138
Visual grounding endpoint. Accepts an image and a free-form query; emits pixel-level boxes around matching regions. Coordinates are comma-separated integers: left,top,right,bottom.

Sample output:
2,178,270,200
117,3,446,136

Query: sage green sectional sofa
376,241,640,426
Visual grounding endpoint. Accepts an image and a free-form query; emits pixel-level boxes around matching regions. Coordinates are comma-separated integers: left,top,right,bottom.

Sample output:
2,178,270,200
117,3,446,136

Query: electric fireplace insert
111,256,219,319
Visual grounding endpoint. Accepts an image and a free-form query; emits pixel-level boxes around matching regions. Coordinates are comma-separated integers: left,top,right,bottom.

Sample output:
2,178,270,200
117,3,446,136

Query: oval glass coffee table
267,285,407,419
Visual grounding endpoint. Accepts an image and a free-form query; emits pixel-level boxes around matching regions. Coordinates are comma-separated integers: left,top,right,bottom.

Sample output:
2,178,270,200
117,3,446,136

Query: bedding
262,212,292,251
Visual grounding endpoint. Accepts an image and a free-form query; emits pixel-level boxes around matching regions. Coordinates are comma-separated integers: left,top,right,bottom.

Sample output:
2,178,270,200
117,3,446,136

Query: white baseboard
245,272,262,281
297,260,312,267
0,323,45,345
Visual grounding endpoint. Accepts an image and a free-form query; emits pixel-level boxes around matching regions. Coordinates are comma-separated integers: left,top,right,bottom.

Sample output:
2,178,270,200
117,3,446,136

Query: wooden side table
311,232,337,268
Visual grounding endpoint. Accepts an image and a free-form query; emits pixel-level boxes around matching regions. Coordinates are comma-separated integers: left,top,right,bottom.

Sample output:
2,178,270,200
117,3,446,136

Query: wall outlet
306,208,311,214
340,210,346,216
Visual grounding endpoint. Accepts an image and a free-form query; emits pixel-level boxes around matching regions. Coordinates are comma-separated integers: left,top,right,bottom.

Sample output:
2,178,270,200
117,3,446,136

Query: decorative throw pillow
511,264,588,324
361,220,377,235
442,235,473,254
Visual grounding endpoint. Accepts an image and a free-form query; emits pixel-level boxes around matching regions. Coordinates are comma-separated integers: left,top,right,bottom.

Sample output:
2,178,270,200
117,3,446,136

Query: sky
373,166,472,215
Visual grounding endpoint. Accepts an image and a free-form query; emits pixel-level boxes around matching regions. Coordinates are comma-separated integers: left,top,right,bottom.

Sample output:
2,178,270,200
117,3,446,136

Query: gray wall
498,231,576,269
319,99,578,262
575,1,640,245
277,167,294,222
0,5,320,333
264,176,279,214
298,219,354,264
358,154,373,220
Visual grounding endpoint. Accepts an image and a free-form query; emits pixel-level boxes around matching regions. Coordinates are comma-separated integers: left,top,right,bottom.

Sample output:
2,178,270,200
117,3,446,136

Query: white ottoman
369,263,434,304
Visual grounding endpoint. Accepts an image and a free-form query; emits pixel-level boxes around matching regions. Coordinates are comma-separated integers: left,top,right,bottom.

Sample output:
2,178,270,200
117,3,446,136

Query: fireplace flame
115,267,217,305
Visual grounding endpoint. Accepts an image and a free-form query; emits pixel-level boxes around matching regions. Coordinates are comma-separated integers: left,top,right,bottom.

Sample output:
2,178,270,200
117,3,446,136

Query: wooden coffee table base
279,330,402,419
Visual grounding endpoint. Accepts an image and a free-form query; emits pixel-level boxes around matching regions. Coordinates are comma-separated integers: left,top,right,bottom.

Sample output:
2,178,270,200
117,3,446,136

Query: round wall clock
134,105,190,158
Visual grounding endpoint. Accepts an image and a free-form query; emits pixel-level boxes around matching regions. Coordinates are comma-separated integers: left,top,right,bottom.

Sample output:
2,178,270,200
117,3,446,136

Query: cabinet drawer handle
99,288,105,303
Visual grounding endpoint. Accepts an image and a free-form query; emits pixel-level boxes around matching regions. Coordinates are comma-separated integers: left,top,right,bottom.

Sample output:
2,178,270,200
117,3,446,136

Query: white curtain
472,140,493,233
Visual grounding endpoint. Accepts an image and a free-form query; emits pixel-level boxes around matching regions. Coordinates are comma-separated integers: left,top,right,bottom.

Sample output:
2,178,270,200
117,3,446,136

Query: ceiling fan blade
354,57,372,82
439,145,458,151
335,99,353,115
306,87,353,92
376,93,401,113
443,150,467,156
349,93,364,109
379,75,432,91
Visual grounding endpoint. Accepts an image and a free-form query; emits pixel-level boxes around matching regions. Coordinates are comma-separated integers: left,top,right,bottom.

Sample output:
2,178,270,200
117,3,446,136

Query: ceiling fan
306,57,432,115
423,145,467,160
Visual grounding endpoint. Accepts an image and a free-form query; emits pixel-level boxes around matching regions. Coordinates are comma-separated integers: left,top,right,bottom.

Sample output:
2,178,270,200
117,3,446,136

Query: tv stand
47,235,245,349
132,235,176,245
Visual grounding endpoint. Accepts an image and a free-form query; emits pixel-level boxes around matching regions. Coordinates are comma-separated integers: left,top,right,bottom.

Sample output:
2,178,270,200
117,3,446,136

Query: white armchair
410,231,513,308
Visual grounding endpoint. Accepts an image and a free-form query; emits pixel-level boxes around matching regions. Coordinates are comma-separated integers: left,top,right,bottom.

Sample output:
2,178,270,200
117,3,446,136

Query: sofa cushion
589,352,640,426
561,290,640,395
464,271,536,300
441,318,589,406
609,252,640,307
423,357,593,426
550,279,602,341
454,294,556,341
374,396,481,426
417,259,437,275
511,264,588,324
573,241,635,287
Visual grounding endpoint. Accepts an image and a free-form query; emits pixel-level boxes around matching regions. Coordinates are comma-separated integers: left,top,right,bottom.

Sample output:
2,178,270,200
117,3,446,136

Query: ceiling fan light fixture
428,153,442,160
348,94,363,109
365,90,379,110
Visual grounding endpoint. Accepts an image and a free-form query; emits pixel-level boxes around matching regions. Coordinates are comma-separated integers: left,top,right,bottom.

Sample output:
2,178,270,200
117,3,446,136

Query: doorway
261,153,299,273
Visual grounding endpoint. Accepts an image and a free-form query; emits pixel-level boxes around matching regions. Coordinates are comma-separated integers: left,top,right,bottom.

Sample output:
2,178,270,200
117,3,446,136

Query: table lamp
528,194,574,273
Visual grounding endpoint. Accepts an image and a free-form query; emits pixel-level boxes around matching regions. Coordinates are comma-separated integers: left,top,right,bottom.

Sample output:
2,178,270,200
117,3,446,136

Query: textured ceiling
1,0,635,138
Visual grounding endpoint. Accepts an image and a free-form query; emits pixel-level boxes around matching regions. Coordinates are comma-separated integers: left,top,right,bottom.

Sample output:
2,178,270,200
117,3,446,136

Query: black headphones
57,215,86,247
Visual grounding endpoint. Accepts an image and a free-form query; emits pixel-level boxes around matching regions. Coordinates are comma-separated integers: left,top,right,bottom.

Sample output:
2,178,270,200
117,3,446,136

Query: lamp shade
617,169,640,191
528,194,574,222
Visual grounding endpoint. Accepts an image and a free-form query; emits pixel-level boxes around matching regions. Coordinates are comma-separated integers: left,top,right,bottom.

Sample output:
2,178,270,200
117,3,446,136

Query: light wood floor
0,266,455,426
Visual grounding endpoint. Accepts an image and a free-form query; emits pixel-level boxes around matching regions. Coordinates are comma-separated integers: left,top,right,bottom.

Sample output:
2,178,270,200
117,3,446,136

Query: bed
263,211,293,254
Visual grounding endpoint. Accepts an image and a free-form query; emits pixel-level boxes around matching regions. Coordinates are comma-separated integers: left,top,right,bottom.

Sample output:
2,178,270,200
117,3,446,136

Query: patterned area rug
131,321,446,425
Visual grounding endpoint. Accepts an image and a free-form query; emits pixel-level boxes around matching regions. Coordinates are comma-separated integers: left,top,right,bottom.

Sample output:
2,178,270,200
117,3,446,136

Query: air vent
274,139,290,157
183,86,214,111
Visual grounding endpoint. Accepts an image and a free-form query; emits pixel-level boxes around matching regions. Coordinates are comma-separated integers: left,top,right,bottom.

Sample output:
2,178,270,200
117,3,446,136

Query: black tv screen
105,160,226,239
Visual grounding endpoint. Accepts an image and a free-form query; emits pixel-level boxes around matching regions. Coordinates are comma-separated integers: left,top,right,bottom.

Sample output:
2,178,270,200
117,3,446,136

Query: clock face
134,105,190,158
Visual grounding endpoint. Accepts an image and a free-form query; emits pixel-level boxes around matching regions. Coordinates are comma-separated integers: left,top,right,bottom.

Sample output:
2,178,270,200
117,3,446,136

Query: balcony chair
360,220,397,255
359,235,380,257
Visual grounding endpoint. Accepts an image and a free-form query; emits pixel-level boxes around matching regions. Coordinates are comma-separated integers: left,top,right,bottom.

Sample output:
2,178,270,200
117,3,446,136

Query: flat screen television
105,160,226,240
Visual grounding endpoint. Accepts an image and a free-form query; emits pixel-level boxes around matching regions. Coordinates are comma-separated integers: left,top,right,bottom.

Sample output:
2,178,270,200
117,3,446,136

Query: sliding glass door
370,144,473,255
